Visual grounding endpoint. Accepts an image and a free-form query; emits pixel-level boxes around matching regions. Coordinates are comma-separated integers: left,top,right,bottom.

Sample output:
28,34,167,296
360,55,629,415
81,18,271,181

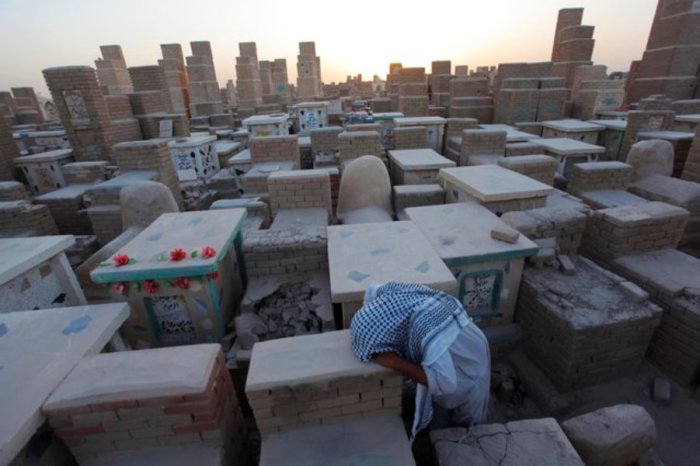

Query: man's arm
371,352,428,386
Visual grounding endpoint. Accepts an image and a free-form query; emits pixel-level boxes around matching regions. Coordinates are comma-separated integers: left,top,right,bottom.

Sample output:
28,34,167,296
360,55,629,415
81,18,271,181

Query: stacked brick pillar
11,87,44,124
43,66,120,162
570,65,625,120
550,8,595,89
236,42,263,118
186,41,223,117
271,59,291,103
0,114,19,180
626,0,700,104
398,67,428,117
430,60,453,109
95,45,133,95
112,140,184,208
296,42,322,102
160,43,190,114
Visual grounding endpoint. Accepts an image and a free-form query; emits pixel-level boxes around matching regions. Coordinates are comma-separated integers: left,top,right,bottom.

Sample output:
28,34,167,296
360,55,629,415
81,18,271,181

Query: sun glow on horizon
0,0,657,96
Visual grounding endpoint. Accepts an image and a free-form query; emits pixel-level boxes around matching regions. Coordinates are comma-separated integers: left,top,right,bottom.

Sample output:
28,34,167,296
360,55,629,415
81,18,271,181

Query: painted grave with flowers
90,209,247,348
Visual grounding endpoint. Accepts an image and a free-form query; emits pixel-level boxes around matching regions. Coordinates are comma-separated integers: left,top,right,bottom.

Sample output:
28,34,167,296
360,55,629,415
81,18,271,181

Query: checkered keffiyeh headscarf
350,282,468,364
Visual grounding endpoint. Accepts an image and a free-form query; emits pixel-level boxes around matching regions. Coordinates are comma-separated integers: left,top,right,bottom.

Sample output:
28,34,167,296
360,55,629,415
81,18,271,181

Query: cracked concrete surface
430,418,584,466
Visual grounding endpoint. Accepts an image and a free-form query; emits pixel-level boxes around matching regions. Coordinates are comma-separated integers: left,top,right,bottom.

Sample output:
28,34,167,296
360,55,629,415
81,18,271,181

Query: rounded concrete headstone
336,155,392,221
626,140,674,181
120,181,179,229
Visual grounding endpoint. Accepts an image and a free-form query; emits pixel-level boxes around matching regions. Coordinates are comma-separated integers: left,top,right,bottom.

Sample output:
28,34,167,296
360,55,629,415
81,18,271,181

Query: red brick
172,420,222,434
42,405,92,417
138,395,185,407
57,425,105,439
90,400,138,412
47,416,74,429
164,397,217,415
62,437,86,447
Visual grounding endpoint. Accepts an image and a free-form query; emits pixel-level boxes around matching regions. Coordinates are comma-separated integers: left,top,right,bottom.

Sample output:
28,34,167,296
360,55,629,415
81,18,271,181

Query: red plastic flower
209,270,220,280
144,280,159,294
170,248,187,261
175,277,190,290
113,254,130,267
201,246,216,259
111,282,128,295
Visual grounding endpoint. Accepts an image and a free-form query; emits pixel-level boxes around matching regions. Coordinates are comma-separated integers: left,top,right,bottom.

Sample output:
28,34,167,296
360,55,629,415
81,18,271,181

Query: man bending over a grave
350,281,490,440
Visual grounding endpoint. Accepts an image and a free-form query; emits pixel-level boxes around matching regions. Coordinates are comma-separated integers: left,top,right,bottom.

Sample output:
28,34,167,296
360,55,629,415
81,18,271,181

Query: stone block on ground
431,418,584,466
561,404,656,466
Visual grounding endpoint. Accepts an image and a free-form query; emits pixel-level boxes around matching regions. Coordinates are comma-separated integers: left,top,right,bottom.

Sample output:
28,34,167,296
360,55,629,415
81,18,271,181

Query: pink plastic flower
175,277,190,290
170,248,187,261
113,254,130,267
111,282,128,295
201,246,216,259
144,280,159,294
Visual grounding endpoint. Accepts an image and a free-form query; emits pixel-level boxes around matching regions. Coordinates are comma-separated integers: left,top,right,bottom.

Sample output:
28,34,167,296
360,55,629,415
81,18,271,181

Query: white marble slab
13,149,73,164
596,110,628,120
542,119,604,133
327,221,456,303
243,114,288,126
213,140,241,156
438,165,553,202
0,236,74,286
675,114,700,123
168,135,216,148
43,344,219,410
479,124,540,142
270,207,328,231
537,138,606,155
388,148,455,170
405,203,538,264
91,209,246,283
0,303,129,464
479,124,517,131
260,413,415,466
588,119,627,131
394,116,446,126
228,149,251,165
637,130,695,141
246,330,386,391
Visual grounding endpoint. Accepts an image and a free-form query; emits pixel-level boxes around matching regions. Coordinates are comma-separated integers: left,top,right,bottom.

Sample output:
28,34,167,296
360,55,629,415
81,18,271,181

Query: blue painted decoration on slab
0,323,7,337
371,248,391,256
62,315,93,335
415,261,430,273
439,236,457,246
347,270,369,282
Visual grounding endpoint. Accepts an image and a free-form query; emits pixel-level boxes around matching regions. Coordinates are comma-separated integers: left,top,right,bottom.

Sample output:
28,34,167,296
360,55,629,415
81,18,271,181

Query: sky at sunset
0,0,658,98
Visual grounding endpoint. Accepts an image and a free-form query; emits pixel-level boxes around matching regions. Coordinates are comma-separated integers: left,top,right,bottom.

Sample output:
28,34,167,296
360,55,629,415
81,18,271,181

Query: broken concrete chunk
561,404,656,466
431,418,584,466
530,247,557,269
652,377,671,406
557,254,576,275
490,225,520,243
